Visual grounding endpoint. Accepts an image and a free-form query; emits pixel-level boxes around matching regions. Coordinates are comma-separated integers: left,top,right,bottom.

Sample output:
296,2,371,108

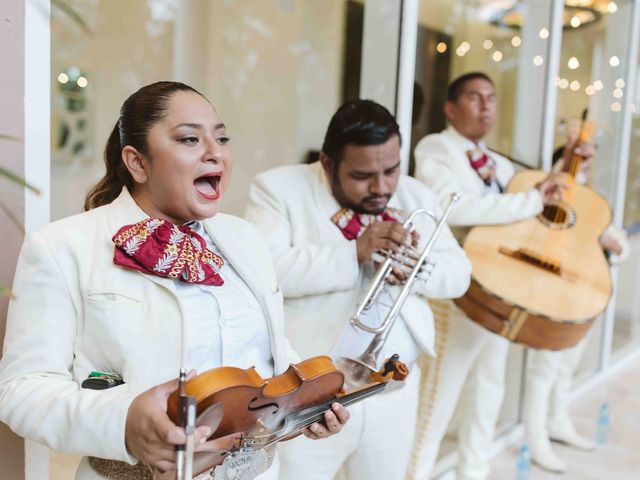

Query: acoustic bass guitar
455,125,612,349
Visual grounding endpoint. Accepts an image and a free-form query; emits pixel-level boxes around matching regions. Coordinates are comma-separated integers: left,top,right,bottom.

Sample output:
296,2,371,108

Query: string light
568,57,580,69
533,55,544,66
611,101,621,112
615,78,625,88
613,88,624,98
585,85,595,96
436,42,447,53
492,51,503,62
511,36,522,47
460,42,470,52
558,78,569,89
77,76,88,88
539,28,550,39
57,72,69,84
570,16,581,28
483,39,493,50
570,80,581,91
456,46,467,57
608,2,618,13
593,80,604,91
609,55,620,67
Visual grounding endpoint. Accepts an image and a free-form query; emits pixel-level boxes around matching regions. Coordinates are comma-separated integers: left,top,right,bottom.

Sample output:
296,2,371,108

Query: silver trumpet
335,193,460,389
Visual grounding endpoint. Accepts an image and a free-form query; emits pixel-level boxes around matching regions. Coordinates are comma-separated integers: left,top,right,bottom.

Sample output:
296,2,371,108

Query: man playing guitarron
409,72,626,479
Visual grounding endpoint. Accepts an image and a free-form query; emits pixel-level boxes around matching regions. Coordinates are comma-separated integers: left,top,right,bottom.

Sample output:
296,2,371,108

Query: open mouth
194,173,222,201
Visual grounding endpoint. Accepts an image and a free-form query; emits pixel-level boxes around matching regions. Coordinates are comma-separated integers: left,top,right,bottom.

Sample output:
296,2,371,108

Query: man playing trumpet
244,99,471,480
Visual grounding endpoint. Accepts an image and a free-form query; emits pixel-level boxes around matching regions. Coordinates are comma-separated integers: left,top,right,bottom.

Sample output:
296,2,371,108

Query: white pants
524,337,588,439
410,303,509,480
278,365,421,480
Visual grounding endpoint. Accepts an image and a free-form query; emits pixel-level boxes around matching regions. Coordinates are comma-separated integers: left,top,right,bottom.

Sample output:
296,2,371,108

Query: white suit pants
525,338,588,439
278,365,421,480
410,305,509,480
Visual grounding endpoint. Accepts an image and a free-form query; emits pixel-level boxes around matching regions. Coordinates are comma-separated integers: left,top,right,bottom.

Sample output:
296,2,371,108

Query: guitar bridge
498,247,562,276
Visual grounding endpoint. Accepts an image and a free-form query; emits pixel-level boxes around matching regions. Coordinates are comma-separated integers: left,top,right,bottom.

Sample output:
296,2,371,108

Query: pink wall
0,0,26,477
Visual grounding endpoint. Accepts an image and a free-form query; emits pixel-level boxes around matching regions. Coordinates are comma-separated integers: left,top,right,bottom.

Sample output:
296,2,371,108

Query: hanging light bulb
492,51,503,62
615,78,625,88
436,42,447,53
511,36,521,47
570,16,581,28
593,80,604,91
483,39,493,50
609,55,620,67
539,28,550,39
570,80,581,91
608,2,618,14
533,55,544,66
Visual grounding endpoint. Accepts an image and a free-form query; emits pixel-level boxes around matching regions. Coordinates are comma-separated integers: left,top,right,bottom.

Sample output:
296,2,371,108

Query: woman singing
0,81,348,479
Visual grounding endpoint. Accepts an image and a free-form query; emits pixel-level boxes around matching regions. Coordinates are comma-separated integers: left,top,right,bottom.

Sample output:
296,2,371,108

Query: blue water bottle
515,443,530,480
596,401,610,445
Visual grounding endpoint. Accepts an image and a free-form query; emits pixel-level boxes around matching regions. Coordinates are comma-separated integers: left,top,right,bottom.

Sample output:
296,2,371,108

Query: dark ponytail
84,81,204,210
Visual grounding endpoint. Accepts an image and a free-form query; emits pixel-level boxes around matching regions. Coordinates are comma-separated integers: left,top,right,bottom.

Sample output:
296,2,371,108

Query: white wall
202,0,346,215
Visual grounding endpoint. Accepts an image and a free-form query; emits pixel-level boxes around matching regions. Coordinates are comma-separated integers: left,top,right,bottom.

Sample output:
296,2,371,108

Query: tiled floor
489,353,640,480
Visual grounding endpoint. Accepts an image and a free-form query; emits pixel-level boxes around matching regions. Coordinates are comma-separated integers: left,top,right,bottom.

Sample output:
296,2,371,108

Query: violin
167,354,408,478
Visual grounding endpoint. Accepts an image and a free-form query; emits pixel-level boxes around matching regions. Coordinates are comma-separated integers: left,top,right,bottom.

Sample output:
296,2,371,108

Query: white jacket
0,189,290,470
244,162,471,360
414,126,544,230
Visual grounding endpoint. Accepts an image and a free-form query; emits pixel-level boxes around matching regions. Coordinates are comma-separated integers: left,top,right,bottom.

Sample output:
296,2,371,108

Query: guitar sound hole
537,204,575,229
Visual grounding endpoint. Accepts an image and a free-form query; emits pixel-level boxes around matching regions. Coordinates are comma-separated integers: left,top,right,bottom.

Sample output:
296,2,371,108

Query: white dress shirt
179,221,273,377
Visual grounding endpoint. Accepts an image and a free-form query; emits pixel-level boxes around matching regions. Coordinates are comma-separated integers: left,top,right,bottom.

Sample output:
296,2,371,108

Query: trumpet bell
334,356,377,390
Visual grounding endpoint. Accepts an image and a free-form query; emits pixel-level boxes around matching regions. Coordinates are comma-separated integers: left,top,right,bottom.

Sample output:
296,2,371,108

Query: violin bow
176,369,197,480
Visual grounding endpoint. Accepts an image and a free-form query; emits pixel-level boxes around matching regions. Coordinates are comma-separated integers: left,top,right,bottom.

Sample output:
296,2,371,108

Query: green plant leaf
0,165,41,194
0,197,24,234
0,134,21,142
0,286,14,299
52,0,92,35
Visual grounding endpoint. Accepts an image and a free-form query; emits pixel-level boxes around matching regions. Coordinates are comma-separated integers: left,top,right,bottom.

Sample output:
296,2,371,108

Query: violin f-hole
247,396,279,415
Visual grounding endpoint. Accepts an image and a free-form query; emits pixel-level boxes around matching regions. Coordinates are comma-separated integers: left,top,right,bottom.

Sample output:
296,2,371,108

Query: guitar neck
563,120,593,179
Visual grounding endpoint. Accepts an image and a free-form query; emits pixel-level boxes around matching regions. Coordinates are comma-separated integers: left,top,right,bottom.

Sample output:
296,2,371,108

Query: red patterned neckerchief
112,218,225,286
331,207,405,241
467,147,497,185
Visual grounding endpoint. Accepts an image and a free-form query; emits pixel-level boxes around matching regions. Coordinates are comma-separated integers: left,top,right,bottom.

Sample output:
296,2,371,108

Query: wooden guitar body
456,169,612,349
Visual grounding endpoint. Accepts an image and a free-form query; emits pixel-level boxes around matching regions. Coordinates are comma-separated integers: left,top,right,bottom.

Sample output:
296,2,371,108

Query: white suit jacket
414,126,543,231
244,162,471,360
0,189,290,467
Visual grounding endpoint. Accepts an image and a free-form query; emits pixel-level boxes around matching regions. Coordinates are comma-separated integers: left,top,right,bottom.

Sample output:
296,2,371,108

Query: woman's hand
302,402,350,440
125,371,212,473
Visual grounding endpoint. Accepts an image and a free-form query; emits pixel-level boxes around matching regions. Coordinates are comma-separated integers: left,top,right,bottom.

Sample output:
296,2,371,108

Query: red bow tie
467,148,496,184
112,219,225,286
331,208,404,241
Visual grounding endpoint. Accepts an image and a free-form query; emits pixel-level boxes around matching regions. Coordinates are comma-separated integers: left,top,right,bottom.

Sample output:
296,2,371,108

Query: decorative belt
88,457,213,480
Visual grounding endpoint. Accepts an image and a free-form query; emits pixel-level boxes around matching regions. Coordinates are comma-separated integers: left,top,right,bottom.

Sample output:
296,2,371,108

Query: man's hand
302,403,350,440
536,173,568,204
125,371,212,473
355,221,411,265
561,137,595,181
600,233,624,256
